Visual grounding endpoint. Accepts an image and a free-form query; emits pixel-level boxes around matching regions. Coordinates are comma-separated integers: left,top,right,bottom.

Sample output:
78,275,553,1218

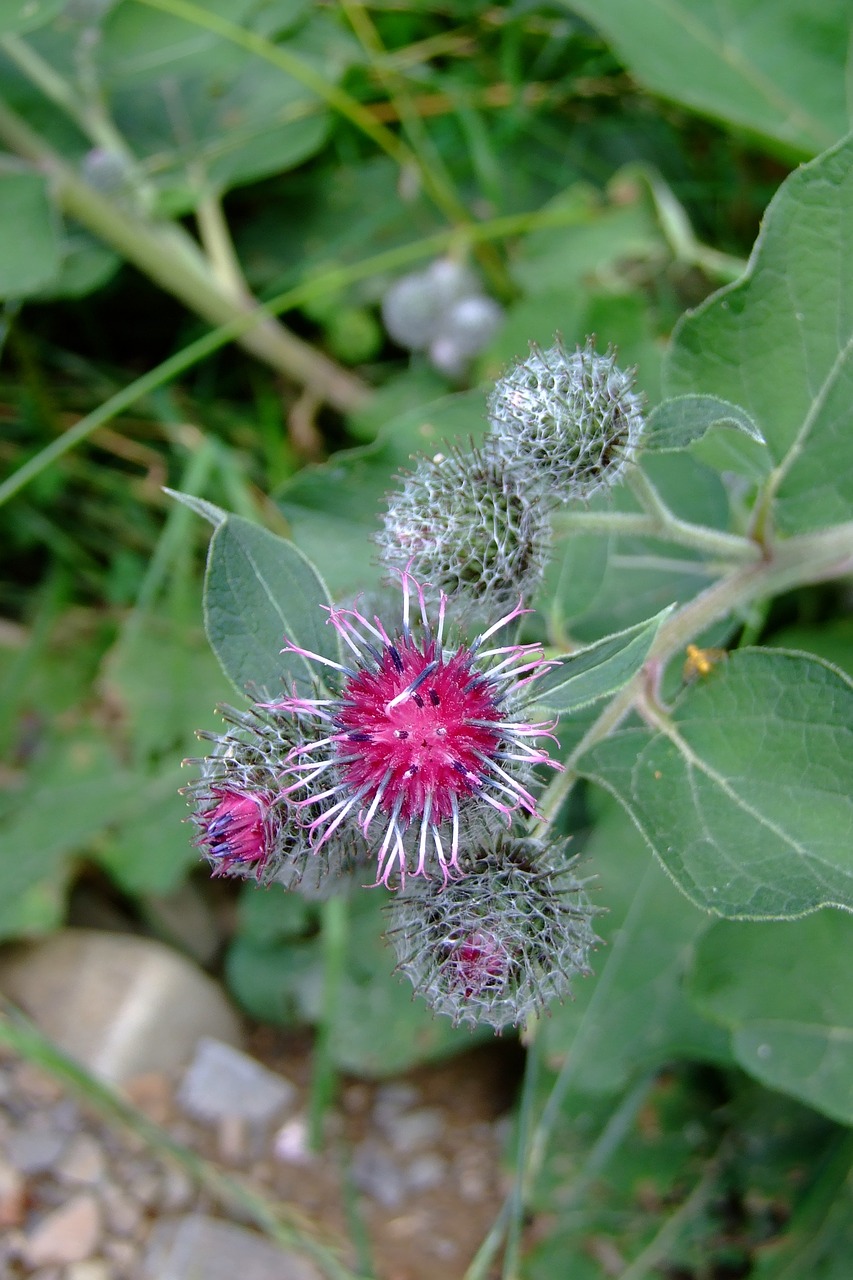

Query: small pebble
7,1122,67,1174
21,1192,102,1267
272,1115,314,1166
0,1160,26,1228
177,1038,295,1127
66,1262,112,1280
387,1107,443,1153
56,1133,106,1186
405,1153,446,1193
101,1184,144,1237
351,1140,405,1208
157,1166,195,1212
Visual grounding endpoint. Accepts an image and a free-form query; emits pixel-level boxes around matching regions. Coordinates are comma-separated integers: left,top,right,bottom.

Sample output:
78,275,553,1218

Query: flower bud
185,703,363,892
488,337,645,502
377,443,551,614
387,835,600,1029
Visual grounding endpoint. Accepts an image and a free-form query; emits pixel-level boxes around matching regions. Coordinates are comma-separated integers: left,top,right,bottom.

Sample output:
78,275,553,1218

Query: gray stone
404,1153,446,1192
386,1107,443,1153
141,880,223,967
7,1122,67,1174
177,1037,295,1126
0,930,243,1083
56,1133,106,1186
141,1215,323,1280
351,1140,405,1208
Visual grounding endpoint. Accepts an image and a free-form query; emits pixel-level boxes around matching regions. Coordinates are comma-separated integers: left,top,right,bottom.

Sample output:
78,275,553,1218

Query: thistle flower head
275,572,562,889
387,835,600,1030
377,443,551,616
488,337,645,503
185,704,362,891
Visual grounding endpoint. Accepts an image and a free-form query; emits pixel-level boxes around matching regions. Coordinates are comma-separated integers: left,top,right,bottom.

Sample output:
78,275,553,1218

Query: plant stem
502,1019,542,1279
0,98,370,413
308,893,349,1151
535,518,853,829
0,201,598,508
552,506,760,563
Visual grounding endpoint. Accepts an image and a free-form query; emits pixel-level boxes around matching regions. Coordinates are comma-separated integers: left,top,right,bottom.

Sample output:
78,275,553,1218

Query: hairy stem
0,98,370,413
535,518,853,830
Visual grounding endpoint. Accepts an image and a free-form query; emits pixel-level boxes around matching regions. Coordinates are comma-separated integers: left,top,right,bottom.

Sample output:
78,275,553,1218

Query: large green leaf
578,650,853,919
0,0,66,34
203,515,336,700
666,133,853,534
559,0,848,158
5,1,342,215
543,798,731,1092
0,171,61,298
532,608,672,718
644,394,771,479
689,912,853,1124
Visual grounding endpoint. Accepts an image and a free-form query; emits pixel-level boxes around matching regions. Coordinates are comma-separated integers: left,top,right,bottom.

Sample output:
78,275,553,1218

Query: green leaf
0,171,61,298
578,650,853,919
667,133,853,533
559,0,848,158
0,0,66,34
203,515,336,700
532,608,672,718
97,3,347,211
163,488,229,528
645,394,771,479
543,798,731,1092
689,912,853,1124
93,764,198,897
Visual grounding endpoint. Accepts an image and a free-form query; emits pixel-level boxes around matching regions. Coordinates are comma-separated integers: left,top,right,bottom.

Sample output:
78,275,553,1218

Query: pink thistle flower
275,571,562,888
194,787,271,877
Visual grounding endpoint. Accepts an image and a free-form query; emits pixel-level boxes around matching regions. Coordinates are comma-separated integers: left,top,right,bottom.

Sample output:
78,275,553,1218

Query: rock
20,1192,102,1267
0,1159,26,1228
66,1262,113,1280
0,930,243,1083
142,880,223,967
157,1166,195,1213
176,1038,295,1127
141,1215,323,1280
351,1139,405,1208
272,1115,314,1166
56,1133,106,1186
7,1122,67,1174
101,1184,144,1237
405,1153,446,1192
385,1107,443,1153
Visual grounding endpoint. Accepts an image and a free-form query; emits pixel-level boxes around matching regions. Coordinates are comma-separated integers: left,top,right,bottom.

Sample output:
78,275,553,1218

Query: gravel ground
0,1030,518,1280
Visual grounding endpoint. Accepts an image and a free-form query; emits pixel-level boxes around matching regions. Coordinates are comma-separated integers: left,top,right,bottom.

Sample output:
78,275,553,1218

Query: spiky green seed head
488,337,645,503
386,834,601,1030
377,443,551,615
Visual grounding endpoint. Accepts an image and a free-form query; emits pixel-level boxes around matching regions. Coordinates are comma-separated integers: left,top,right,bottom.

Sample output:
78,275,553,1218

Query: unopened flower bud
185,703,362,891
387,835,600,1029
377,443,551,614
488,337,645,503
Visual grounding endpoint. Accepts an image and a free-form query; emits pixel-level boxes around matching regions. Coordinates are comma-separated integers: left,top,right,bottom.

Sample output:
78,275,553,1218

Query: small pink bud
196,787,270,875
